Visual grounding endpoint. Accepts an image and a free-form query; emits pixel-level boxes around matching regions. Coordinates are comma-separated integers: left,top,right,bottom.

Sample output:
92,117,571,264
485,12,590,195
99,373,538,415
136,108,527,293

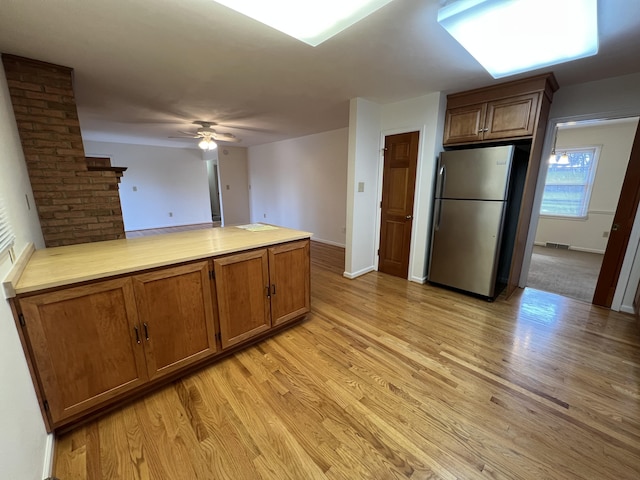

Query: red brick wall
2,55,125,247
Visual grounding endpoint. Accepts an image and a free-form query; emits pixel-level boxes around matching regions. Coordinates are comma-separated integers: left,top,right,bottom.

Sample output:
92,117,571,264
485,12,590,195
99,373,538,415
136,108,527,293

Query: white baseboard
42,433,55,479
343,266,375,279
569,246,606,254
533,242,605,255
410,275,427,284
619,304,636,315
311,237,345,248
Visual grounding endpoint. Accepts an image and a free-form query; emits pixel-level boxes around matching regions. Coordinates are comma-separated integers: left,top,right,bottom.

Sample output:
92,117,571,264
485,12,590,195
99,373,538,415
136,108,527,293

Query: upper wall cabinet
443,75,557,146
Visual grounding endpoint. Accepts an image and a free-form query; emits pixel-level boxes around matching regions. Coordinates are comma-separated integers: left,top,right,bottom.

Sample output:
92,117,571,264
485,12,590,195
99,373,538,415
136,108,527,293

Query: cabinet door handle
143,322,149,341
134,326,141,344
271,284,276,295
266,286,271,298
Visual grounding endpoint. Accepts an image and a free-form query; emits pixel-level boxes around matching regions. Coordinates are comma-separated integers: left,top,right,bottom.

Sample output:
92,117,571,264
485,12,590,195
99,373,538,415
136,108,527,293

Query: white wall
344,93,445,281
218,146,250,225
345,98,382,278
84,141,212,231
248,128,348,246
381,92,446,282
535,120,639,253
0,65,50,480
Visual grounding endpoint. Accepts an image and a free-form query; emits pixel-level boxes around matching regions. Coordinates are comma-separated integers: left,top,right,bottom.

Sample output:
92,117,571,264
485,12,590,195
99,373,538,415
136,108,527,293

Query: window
0,193,15,262
539,146,600,218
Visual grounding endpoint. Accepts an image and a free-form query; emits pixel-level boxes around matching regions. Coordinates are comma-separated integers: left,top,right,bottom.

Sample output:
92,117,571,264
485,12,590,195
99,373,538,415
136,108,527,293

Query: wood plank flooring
53,242,640,479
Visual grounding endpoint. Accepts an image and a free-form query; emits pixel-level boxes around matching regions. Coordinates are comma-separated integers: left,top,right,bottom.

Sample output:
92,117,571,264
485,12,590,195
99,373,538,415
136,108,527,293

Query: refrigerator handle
434,198,442,231
436,165,446,198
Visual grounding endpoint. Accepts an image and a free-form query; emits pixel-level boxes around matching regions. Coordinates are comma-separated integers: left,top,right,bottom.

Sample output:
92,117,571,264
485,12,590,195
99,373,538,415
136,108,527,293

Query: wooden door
484,93,540,141
133,261,217,380
268,240,310,326
378,131,419,278
19,278,148,425
593,123,640,307
443,103,486,145
214,249,271,349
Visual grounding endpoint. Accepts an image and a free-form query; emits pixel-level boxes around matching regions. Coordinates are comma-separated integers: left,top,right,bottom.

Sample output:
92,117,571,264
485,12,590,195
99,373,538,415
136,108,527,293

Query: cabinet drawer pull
134,326,141,344
271,284,276,295
143,322,149,341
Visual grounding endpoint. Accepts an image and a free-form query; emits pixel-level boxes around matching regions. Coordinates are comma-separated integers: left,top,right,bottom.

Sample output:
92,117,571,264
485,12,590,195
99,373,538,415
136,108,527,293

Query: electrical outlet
169,212,173,217
603,231,609,238
132,186,137,192
358,182,365,192
263,213,267,218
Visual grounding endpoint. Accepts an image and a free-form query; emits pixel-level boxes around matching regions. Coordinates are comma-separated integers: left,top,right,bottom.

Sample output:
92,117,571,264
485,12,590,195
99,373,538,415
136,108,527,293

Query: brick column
2,54,125,247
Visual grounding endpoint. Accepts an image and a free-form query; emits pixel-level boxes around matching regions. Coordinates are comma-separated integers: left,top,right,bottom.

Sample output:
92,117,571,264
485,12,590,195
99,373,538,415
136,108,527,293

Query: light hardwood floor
53,242,640,479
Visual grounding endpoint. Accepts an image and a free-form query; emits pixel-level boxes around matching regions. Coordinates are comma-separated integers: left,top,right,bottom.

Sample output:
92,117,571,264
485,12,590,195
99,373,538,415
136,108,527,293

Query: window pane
540,148,597,218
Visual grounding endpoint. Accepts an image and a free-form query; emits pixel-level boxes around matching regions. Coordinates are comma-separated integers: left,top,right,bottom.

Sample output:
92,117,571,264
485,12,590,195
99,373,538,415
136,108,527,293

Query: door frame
521,112,640,311
374,126,425,280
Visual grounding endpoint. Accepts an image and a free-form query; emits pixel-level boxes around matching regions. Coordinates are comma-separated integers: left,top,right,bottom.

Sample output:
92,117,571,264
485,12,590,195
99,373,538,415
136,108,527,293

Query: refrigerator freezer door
438,145,514,201
429,199,505,297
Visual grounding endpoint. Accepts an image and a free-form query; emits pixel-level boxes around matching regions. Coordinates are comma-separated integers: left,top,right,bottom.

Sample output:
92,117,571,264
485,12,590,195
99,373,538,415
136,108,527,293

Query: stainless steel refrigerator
428,145,516,299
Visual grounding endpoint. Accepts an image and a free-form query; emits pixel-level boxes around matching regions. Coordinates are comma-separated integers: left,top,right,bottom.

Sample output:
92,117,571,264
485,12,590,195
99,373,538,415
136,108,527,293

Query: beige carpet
526,245,604,303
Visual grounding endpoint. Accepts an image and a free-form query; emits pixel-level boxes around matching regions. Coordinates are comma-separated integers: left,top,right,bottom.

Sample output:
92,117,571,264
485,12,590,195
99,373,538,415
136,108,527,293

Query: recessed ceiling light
437,0,599,78
212,0,395,46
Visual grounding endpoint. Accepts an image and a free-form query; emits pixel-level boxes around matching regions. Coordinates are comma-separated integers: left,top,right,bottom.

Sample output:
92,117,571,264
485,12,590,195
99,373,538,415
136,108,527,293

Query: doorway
206,159,222,224
526,117,640,304
378,131,419,278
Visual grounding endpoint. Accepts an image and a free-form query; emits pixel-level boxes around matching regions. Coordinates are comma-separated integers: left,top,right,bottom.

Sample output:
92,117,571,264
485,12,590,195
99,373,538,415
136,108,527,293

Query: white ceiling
1,0,639,148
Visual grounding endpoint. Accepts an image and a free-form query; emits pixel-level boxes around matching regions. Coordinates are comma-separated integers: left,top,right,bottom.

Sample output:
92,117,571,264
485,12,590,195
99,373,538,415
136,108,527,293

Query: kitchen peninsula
4,225,311,432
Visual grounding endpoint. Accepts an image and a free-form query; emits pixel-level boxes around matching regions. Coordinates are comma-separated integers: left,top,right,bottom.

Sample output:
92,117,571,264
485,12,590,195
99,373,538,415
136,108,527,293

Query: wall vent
545,242,570,249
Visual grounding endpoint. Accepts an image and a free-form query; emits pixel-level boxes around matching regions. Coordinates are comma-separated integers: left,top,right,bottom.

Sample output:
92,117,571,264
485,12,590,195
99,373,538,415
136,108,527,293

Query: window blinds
0,196,15,260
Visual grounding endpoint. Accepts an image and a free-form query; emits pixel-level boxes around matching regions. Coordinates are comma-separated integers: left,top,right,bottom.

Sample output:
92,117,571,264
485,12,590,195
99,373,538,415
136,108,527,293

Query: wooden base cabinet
19,278,149,425
132,261,217,380
13,236,311,431
19,262,218,427
214,240,310,348
269,240,310,326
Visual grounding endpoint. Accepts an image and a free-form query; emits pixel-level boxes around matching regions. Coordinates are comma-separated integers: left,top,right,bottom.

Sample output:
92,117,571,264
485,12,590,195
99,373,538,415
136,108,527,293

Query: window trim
0,192,16,263
539,145,602,220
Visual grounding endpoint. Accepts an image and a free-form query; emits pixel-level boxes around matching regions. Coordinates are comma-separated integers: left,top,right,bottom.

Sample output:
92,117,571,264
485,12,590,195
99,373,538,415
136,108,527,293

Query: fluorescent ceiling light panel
437,0,599,78
212,0,395,46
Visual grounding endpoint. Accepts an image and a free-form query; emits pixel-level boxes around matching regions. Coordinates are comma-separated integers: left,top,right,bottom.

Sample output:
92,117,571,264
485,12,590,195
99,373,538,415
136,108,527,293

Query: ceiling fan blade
169,135,199,139
212,132,239,142
177,131,201,137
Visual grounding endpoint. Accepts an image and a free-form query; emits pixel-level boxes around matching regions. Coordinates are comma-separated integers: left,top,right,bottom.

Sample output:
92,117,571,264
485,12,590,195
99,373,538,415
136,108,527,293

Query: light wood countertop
8,225,312,296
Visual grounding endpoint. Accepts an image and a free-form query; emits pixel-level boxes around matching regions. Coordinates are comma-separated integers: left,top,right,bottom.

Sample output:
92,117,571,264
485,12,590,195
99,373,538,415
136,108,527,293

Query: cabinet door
133,261,217,380
484,93,540,141
19,278,148,426
214,249,271,349
443,103,486,145
268,240,311,326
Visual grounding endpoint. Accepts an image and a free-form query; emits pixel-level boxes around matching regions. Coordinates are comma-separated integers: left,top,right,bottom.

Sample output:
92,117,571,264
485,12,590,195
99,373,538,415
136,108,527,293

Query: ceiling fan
172,121,240,150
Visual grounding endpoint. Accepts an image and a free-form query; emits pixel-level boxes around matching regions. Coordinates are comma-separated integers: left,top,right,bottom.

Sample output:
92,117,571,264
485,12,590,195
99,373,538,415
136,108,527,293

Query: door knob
405,215,413,220
612,223,620,231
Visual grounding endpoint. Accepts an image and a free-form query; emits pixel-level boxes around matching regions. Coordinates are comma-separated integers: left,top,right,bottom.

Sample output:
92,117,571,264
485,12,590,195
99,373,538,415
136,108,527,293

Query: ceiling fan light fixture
198,138,217,151
212,0,395,46
437,0,598,78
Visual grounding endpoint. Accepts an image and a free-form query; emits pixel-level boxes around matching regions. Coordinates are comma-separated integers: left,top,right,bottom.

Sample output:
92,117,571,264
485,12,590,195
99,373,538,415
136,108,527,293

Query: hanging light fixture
558,152,570,165
548,127,559,164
